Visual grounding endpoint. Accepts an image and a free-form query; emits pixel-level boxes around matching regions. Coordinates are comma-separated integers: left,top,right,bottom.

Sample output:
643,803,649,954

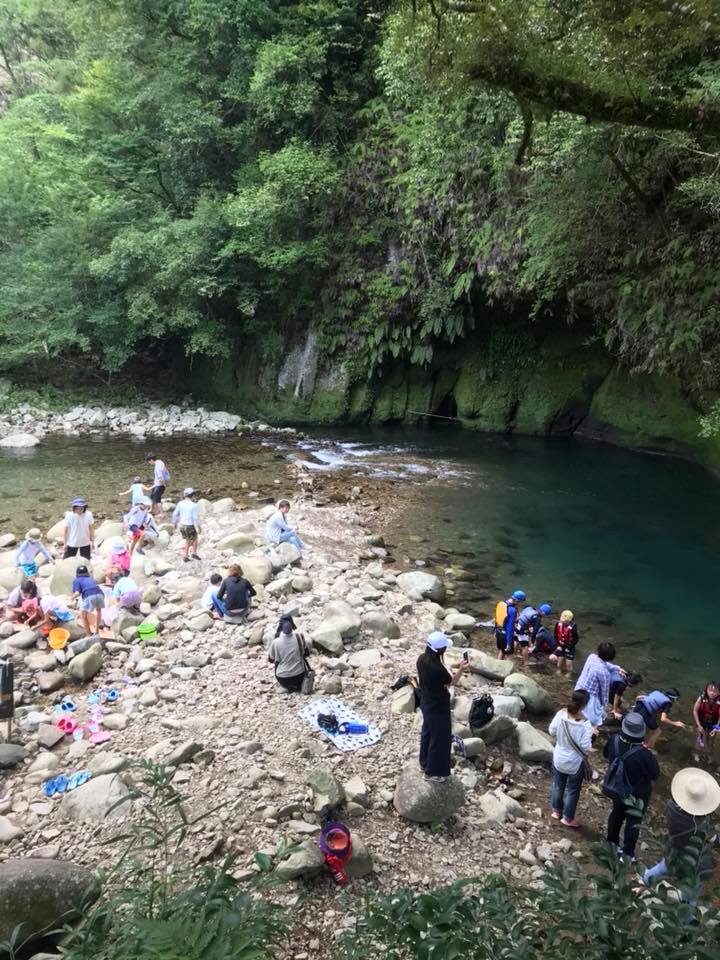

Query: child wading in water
692,681,720,762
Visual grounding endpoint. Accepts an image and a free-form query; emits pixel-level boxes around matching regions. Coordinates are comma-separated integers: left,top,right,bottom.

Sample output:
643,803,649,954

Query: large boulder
0,433,40,448
49,556,87,596
60,774,131,822
212,497,235,515
46,519,65,542
321,600,361,638
396,571,445,603
6,628,39,650
218,530,255,550
504,673,555,714
68,643,103,682
270,541,302,570
311,625,344,655
0,566,22,591
0,859,99,945
236,554,273,586
491,694,525,719
477,788,525,824
113,608,144,639
393,763,465,823
446,647,514,681
443,612,476,632
516,721,554,763
94,521,125,545
361,610,400,639
471,714,517,745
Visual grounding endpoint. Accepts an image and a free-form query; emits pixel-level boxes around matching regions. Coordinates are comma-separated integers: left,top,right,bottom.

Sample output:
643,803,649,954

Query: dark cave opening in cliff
432,392,460,426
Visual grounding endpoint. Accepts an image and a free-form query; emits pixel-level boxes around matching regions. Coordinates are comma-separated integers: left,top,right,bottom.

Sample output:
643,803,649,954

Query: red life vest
554,620,575,646
698,694,720,727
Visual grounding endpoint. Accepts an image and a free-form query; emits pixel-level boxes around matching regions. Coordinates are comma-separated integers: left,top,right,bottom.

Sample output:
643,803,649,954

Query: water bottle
338,722,368,735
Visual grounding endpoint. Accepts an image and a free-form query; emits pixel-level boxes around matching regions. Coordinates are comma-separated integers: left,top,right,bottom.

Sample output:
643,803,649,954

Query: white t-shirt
200,586,217,611
153,459,166,486
64,510,94,547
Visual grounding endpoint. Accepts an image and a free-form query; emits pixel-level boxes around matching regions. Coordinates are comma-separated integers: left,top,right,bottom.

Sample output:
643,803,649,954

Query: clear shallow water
1,426,717,699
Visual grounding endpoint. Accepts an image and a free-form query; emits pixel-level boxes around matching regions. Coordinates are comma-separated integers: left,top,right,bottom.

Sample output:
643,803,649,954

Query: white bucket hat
671,767,720,817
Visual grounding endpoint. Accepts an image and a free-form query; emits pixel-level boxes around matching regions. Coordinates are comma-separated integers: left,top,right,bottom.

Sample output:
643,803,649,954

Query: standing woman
62,498,95,560
417,632,469,782
548,690,592,827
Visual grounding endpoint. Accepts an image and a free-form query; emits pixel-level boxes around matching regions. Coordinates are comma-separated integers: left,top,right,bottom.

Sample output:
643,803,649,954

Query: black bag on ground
469,694,494,730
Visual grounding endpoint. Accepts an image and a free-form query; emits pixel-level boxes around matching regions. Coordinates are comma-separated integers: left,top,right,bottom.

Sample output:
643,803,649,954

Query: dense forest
0,1,719,398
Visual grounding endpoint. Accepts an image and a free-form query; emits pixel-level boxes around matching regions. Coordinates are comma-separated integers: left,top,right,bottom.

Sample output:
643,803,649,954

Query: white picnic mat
298,697,382,753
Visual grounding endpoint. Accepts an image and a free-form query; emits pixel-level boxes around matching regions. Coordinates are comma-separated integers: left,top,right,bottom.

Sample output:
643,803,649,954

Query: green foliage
341,843,720,960
59,760,287,960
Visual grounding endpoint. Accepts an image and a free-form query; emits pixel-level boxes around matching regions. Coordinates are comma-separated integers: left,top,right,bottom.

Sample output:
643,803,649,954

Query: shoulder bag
296,632,315,695
562,720,593,782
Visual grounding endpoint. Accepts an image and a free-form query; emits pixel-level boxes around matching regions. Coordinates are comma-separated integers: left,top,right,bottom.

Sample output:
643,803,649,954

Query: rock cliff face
188,324,720,469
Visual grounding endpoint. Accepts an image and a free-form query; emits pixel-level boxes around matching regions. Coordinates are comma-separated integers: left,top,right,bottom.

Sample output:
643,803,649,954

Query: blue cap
539,603,552,615
426,631,453,653
70,498,87,508
511,590,526,601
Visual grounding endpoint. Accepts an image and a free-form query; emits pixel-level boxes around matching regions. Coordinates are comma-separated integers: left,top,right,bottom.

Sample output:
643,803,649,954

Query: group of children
493,590,579,672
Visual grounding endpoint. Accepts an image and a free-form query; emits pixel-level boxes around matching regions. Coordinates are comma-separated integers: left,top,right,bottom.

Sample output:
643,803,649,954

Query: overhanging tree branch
465,59,720,133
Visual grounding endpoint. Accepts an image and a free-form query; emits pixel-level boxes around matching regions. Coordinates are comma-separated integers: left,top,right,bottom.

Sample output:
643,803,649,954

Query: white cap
183,487,195,497
426,631,453,653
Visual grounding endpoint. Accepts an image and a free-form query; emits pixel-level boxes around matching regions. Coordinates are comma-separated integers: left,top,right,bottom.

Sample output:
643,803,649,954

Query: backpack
161,466,171,483
602,739,643,802
494,600,508,628
469,694,495,730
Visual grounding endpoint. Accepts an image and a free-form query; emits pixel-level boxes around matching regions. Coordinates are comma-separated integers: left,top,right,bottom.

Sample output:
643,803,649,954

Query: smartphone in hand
463,650,469,663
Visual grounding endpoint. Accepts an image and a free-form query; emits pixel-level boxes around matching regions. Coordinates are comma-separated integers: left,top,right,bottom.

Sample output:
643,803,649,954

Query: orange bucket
49,628,69,650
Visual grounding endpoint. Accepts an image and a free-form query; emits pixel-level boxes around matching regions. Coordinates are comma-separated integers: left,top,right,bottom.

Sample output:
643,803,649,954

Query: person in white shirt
264,499,309,551
200,573,225,618
172,487,201,562
548,690,593,828
145,453,169,517
62,498,95,560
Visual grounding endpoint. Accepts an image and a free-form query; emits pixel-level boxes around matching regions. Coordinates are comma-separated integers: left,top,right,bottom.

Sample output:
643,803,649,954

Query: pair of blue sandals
43,770,92,797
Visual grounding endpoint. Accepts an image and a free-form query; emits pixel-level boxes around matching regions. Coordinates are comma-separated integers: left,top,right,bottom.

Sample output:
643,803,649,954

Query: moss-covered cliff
189,324,720,470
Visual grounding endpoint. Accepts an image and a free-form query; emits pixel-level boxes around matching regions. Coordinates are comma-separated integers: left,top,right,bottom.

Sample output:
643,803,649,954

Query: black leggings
607,799,644,857
276,672,305,693
419,702,452,777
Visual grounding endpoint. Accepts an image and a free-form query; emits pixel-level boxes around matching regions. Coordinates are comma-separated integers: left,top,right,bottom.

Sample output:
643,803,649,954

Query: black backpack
469,694,495,730
602,739,643,802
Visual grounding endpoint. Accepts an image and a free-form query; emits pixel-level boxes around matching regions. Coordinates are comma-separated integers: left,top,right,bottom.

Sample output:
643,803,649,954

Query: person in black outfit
216,563,256,618
604,711,659,859
417,632,469,782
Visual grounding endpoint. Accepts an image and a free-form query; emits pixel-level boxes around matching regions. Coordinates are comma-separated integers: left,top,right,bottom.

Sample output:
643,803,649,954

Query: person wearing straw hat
640,767,720,899
603,711,659,860
417,632,469,782
14,528,53,580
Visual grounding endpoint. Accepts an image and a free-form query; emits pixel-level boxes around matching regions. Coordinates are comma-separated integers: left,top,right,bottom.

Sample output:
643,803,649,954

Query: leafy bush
340,843,719,960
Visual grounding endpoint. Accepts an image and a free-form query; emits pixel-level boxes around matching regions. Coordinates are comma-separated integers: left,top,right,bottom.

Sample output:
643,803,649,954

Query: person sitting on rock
417,632,469,783
111,574,143,610
4,580,37,622
200,573,226,619
172,487,201,562
14,528,53,580
216,563,256,619
265,499,309,552
106,543,131,584
71,564,105,636
268,615,310,693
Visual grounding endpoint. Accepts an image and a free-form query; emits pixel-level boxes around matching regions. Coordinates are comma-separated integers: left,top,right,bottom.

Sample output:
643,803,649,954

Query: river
1,426,717,705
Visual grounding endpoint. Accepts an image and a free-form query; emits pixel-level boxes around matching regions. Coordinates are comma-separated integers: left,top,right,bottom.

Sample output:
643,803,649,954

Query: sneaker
423,774,449,783
191,553,202,560
561,817,581,828
551,810,562,820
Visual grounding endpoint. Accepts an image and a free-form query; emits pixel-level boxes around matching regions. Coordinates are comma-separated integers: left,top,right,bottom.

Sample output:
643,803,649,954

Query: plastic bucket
49,628,69,650
137,623,158,640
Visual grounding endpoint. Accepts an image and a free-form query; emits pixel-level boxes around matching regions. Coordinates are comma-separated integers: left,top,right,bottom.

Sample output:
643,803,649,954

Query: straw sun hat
671,767,720,817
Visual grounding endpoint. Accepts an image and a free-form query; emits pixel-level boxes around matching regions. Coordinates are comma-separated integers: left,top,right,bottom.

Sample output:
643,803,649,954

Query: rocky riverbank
0,463,664,958
0,400,298,446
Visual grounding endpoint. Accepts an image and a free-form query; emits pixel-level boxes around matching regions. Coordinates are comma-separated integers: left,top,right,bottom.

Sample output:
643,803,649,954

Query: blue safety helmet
511,590,526,601
539,603,552,615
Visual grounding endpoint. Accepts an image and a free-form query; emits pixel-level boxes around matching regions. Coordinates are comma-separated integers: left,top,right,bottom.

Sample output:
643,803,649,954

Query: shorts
79,593,105,612
609,680,627,700
180,524,198,541
517,634,530,647
494,628,506,652
64,544,91,560
554,644,576,661
150,484,166,504
20,562,38,578
129,525,144,541
635,701,658,730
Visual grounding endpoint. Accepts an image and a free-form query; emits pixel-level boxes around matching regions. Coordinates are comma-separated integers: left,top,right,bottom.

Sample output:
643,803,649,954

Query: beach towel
298,697,381,753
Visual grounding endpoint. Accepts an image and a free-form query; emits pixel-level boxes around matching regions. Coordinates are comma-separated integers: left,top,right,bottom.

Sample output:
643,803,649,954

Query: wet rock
504,674,554,714
0,858,99,945
396,571,445,603
60,774,131,822
69,642,103,682
393,763,464,823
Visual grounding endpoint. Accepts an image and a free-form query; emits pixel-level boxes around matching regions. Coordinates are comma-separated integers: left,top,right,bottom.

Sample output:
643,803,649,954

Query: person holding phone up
417,633,470,782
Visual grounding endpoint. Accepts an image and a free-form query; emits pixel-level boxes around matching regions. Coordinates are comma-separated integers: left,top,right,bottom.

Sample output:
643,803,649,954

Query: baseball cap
426,631,453,653
183,487,195,496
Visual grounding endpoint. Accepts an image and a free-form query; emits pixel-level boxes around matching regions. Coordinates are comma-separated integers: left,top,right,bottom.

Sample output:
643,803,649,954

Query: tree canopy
0,0,719,387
